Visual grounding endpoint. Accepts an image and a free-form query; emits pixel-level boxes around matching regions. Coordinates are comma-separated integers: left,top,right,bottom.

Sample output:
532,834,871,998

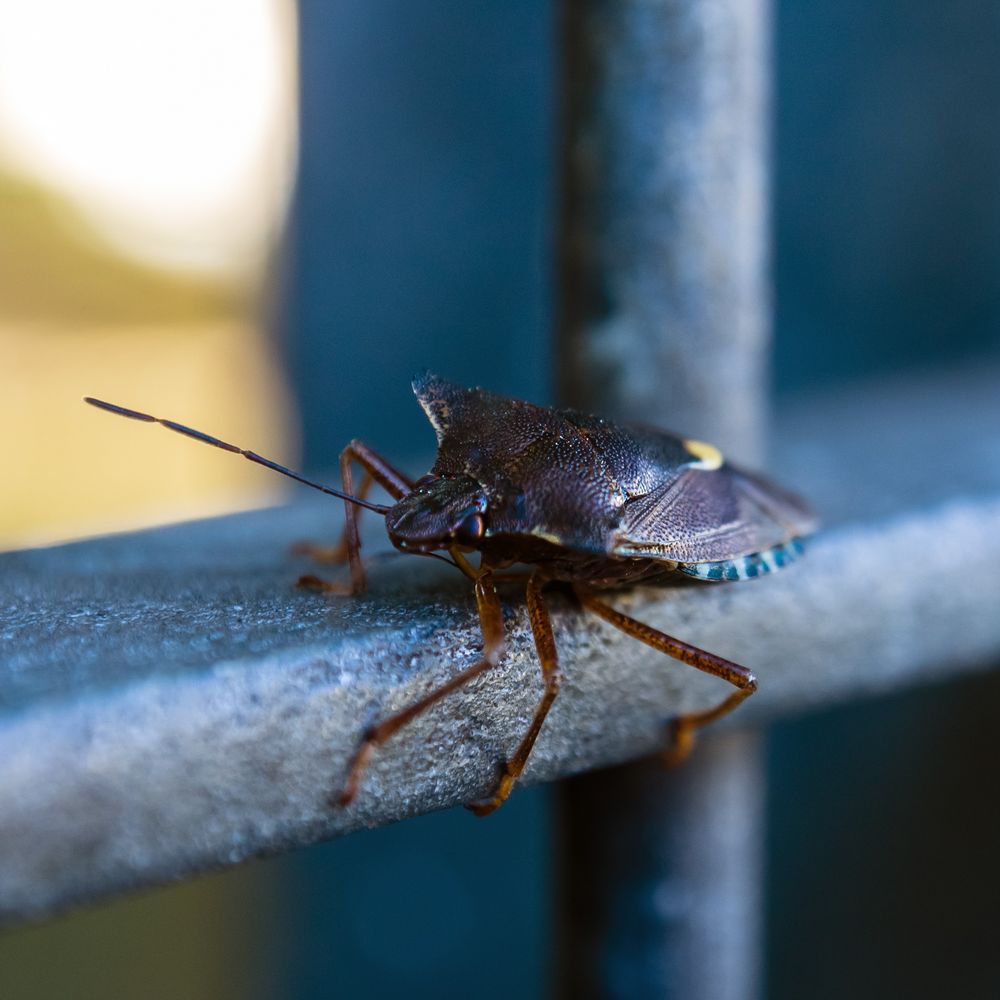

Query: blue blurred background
280,4,1000,997
2,1,998,997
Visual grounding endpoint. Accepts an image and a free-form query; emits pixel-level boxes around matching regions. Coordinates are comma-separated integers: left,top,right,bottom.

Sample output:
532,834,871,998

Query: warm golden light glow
0,0,296,274
0,0,298,551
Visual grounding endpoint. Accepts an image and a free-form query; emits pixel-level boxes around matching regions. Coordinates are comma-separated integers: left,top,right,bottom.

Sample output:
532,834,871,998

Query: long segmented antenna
84,397,392,514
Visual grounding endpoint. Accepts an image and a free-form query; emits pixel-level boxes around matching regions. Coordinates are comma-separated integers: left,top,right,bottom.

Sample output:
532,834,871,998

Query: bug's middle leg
337,570,505,807
296,441,414,594
576,589,757,765
466,570,562,817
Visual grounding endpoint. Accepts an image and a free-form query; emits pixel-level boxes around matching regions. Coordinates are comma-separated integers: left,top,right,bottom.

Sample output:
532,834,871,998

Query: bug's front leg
575,589,757,764
337,570,505,807
296,440,414,594
466,570,562,817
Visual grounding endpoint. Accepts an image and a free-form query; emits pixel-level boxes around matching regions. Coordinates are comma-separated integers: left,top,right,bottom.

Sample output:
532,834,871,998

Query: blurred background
1,1,999,997
0,0,296,550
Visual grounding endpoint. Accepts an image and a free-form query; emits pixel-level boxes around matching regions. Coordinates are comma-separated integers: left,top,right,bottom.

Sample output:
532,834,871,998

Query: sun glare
0,0,296,273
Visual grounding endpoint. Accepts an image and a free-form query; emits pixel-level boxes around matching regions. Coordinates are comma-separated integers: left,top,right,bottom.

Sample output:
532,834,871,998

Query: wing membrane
613,466,817,563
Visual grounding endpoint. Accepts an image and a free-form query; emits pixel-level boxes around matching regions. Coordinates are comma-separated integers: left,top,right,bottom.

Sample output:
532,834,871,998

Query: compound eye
414,473,440,491
452,511,485,547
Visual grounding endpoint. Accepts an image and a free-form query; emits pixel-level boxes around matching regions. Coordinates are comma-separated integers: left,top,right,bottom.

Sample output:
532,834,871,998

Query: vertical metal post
557,0,770,463
555,1,771,998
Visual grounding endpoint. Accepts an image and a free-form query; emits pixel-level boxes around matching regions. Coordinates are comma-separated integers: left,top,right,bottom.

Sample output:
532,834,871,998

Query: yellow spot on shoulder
683,438,724,470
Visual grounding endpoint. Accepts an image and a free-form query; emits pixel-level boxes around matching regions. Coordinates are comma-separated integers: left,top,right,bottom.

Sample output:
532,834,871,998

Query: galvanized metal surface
0,364,998,925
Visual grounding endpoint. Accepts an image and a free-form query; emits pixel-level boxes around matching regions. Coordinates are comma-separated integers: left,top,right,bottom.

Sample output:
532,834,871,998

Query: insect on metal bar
85,373,816,815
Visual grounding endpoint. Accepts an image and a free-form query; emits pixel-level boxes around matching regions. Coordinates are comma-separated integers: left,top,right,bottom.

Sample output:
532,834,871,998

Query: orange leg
295,441,413,594
292,472,374,565
576,589,757,764
337,570,505,807
467,570,561,816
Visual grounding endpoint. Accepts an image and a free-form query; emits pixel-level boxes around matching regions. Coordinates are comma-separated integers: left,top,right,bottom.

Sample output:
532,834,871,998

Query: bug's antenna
84,397,392,514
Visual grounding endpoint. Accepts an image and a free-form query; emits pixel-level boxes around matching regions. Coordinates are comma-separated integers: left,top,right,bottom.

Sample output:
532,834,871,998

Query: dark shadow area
285,0,553,466
768,668,1000,1000
774,0,1000,389
273,783,551,1000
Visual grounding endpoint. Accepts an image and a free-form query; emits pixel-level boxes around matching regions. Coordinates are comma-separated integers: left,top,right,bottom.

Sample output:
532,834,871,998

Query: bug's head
385,474,488,553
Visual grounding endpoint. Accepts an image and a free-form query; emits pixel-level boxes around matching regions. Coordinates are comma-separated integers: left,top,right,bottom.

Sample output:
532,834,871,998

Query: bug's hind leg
295,469,374,595
576,589,757,765
293,472,372,564
467,571,561,817
337,571,505,807
296,573,357,596
295,441,413,594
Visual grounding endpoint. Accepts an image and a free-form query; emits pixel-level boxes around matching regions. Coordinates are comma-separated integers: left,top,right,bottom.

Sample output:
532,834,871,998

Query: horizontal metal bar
1,361,998,924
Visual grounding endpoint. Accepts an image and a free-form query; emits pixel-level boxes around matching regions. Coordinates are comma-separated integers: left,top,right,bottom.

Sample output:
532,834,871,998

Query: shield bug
85,373,816,815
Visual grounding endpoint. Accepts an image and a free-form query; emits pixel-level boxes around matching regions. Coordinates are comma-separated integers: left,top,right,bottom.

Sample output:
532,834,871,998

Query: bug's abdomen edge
677,538,805,582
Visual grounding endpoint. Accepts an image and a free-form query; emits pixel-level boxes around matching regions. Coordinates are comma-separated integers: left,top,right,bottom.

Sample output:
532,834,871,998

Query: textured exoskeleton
85,374,817,816
336,374,815,813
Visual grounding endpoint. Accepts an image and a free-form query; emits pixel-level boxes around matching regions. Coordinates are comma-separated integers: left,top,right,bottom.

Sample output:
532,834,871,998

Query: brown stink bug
85,373,816,815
